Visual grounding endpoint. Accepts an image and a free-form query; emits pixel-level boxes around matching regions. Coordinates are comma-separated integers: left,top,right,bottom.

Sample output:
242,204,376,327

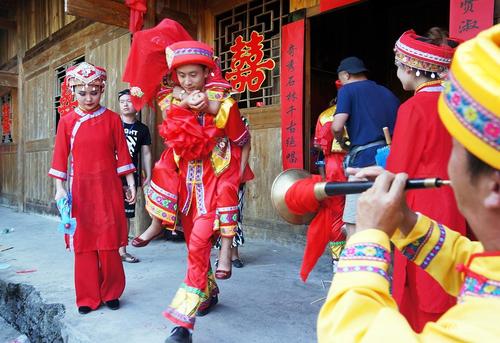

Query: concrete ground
0,206,334,343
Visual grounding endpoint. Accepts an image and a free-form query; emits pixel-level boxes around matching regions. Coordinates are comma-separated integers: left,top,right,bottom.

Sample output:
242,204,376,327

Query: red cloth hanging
285,175,345,282
125,0,147,33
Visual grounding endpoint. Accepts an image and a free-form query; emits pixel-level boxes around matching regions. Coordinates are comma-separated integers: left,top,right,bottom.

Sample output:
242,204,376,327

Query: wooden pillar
16,1,26,212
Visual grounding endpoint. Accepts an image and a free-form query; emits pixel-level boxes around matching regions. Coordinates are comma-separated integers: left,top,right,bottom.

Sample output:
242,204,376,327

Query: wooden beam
23,18,92,63
0,17,16,30
65,0,129,28
0,71,18,88
0,86,11,97
157,8,196,38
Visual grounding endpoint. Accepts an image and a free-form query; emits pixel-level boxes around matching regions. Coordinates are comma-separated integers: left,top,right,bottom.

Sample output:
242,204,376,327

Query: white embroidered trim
74,106,106,118
417,86,443,93
49,168,67,179
395,40,451,65
117,163,135,174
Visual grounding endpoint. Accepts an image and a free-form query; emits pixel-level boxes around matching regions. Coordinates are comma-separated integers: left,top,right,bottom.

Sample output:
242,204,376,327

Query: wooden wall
19,0,76,51
0,88,19,207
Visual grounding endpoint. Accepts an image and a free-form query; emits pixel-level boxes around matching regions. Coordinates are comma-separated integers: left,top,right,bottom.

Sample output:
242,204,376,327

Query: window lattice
54,56,85,130
215,0,289,109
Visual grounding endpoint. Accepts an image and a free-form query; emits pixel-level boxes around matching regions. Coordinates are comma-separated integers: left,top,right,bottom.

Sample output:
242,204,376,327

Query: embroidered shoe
196,294,218,316
165,326,192,343
105,299,120,310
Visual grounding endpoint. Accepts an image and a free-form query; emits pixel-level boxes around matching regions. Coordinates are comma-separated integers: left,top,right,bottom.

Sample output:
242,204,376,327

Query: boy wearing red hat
152,41,250,343
49,62,136,314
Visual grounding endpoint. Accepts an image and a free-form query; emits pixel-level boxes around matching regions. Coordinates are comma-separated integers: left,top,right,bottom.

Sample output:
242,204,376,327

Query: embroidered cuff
48,168,67,180
336,229,392,283
232,129,250,147
117,163,136,176
393,215,446,270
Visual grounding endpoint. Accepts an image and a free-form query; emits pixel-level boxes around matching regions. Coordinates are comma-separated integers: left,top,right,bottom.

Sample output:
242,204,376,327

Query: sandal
121,253,139,263
215,269,231,280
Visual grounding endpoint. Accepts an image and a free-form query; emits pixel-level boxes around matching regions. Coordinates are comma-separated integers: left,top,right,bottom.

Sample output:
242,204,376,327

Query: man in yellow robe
317,24,500,342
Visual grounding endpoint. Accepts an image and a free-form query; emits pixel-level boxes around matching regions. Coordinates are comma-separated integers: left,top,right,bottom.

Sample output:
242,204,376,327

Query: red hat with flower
394,29,462,79
122,19,193,111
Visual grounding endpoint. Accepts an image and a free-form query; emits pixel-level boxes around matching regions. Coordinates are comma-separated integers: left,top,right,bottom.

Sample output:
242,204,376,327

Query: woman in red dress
49,62,137,314
387,28,466,331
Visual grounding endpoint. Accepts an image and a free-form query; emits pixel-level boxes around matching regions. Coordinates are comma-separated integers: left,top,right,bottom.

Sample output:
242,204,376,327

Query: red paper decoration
2,101,11,134
57,80,78,116
225,31,275,93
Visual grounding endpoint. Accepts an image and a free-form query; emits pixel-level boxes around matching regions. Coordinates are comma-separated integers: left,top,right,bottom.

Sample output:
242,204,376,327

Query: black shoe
105,299,120,310
165,326,192,343
196,295,218,317
78,306,92,315
232,258,244,268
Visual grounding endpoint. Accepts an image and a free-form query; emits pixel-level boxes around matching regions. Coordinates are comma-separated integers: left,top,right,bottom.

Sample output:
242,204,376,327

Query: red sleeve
386,102,425,176
225,104,250,147
112,112,136,176
48,117,70,180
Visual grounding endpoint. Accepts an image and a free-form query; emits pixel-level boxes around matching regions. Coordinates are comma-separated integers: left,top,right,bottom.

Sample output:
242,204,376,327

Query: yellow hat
438,24,500,169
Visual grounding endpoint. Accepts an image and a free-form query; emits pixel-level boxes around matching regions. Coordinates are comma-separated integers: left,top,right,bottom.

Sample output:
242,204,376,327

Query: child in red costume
49,62,136,314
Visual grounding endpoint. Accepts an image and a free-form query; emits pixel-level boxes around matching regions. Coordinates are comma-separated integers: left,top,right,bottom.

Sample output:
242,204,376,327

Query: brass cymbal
271,168,315,225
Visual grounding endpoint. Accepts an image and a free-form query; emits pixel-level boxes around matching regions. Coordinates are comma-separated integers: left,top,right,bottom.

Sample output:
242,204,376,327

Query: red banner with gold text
450,0,494,41
280,19,304,170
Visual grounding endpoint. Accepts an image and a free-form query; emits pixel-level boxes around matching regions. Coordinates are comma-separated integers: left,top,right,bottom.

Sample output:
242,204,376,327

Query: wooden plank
242,105,281,130
0,56,17,71
23,18,93,63
65,0,129,28
290,0,319,12
0,18,16,30
25,138,51,153
0,71,18,87
0,143,17,154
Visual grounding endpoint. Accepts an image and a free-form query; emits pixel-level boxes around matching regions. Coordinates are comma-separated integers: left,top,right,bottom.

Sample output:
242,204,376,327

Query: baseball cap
337,56,368,74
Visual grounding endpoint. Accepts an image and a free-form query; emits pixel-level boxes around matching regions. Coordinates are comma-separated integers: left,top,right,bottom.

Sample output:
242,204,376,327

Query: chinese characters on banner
57,79,78,117
225,31,275,93
1,96,13,144
280,19,304,170
320,0,361,13
450,0,494,40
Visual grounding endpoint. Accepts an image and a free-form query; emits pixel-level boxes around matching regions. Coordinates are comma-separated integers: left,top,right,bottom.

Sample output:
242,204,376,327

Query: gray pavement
0,206,333,343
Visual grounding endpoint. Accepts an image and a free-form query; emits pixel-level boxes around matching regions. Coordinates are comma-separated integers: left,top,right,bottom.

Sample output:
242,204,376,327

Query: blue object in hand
56,194,76,235
375,145,390,169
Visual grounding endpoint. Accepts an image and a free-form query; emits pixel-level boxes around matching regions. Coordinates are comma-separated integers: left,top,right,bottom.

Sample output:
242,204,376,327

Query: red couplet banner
449,0,494,41
320,0,361,12
280,19,305,170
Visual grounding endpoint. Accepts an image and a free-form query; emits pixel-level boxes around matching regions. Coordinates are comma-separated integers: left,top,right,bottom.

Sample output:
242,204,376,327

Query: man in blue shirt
332,56,400,235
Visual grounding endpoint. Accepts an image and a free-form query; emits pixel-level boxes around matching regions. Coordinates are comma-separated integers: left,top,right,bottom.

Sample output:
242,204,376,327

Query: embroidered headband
165,40,216,71
438,24,500,169
394,30,460,79
66,62,107,88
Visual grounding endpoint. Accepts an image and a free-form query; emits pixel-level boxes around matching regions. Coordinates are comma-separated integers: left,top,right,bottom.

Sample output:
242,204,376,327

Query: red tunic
386,83,466,331
49,107,135,253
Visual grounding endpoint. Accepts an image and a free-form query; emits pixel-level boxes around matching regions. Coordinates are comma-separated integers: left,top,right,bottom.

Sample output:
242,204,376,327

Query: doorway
308,0,450,172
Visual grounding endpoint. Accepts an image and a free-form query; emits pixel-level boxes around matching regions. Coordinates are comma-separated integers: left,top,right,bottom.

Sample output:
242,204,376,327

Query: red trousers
181,211,216,291
74,249,125,309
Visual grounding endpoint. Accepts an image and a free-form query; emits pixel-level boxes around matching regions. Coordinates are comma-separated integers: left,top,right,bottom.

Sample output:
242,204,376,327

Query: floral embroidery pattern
443,73,500,150
458,274,500,303
402,222,434,261
341,243,391,264
420,224,446,269
336,265,391,283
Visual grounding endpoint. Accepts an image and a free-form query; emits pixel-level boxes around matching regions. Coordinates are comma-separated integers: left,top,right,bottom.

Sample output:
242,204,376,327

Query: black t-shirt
122,120,152,171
